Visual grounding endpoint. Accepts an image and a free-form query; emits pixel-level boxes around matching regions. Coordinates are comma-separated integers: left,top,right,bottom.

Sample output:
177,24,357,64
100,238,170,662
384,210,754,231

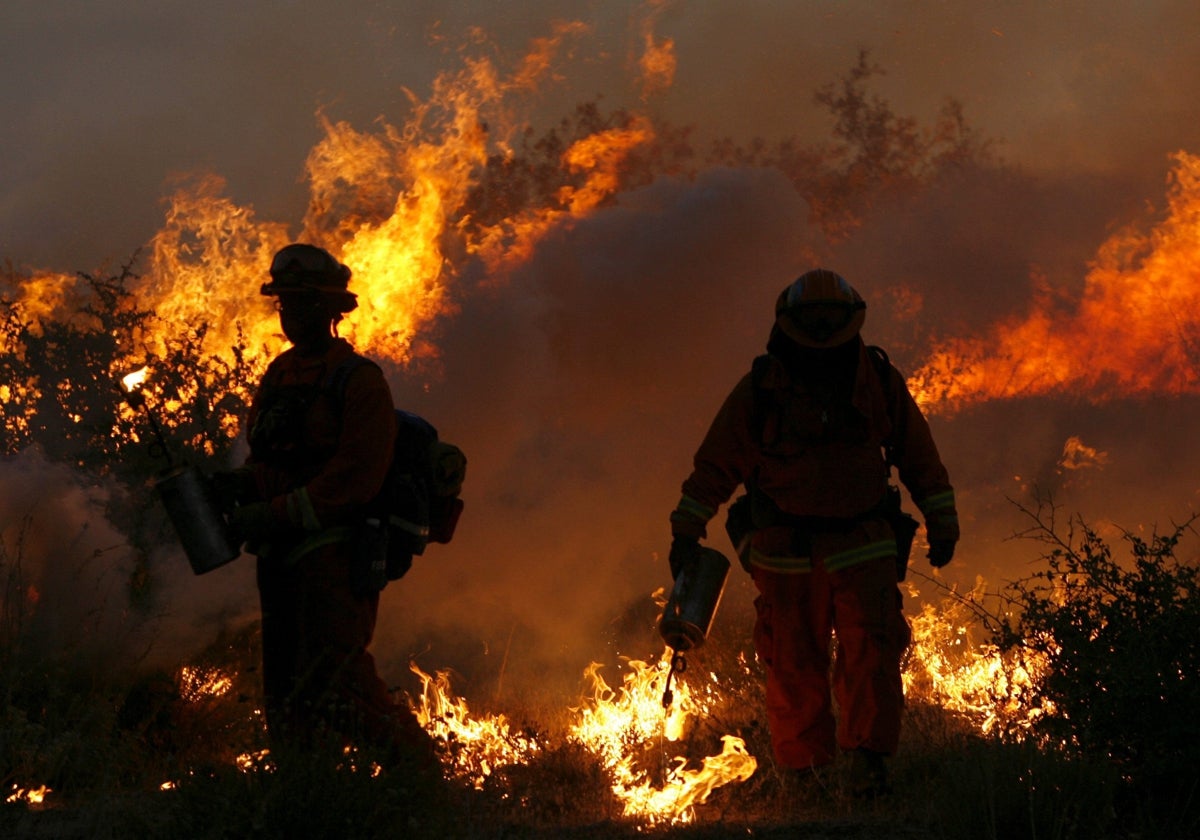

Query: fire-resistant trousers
750,554,911,769
257,546,431,763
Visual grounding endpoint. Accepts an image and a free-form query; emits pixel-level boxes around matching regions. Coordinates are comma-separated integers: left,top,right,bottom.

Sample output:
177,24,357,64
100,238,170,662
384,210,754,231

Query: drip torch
658,546,731,708
121,368,240,575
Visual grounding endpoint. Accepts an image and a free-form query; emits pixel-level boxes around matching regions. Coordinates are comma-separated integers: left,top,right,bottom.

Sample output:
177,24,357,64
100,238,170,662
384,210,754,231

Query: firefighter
214,243,435,773
668,269,959,797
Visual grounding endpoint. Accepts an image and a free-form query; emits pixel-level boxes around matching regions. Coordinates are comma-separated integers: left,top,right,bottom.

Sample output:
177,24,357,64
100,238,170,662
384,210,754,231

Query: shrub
992,496,1200,833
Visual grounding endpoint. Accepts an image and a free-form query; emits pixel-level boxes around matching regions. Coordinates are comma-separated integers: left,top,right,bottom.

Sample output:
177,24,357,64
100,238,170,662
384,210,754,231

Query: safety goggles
269,246,336,277
785,302,862,343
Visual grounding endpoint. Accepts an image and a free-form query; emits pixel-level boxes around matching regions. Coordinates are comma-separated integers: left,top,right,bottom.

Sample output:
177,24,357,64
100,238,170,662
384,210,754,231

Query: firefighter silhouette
214,244,436,773
668,269,959,796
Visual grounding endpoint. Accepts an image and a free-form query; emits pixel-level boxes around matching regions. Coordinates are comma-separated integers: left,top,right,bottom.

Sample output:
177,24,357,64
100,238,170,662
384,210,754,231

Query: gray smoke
0,450,257,673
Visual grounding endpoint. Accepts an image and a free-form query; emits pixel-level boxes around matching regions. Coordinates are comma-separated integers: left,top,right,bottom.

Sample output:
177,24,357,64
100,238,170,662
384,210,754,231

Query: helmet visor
784,303,860,344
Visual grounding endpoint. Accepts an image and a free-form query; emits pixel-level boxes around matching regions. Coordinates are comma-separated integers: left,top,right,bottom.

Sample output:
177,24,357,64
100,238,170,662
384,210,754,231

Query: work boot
848,748,890,798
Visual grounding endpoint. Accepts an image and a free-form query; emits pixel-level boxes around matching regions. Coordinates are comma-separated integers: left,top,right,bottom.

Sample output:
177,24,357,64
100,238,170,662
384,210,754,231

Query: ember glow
6,784,50,805
177,664,234,703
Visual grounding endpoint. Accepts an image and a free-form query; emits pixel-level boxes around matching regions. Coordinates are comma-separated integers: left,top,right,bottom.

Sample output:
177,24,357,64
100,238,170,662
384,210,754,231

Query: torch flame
121,366,150,393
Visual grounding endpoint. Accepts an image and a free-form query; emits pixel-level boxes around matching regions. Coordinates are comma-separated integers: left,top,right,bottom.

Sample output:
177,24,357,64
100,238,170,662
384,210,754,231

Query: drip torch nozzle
661,650,688,709
118,367,240,576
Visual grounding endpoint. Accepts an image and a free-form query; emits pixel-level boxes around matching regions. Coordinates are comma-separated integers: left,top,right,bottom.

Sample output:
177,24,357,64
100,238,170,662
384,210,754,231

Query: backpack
327,355,467,588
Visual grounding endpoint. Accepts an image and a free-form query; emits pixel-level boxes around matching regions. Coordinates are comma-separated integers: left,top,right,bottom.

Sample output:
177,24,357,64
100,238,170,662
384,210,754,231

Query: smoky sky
4,1,1200,700
5,1,1200,271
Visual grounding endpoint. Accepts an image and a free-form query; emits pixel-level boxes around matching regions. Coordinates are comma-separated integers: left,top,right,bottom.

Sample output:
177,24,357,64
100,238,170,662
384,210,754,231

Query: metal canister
658,546,731,651
154,465,240,575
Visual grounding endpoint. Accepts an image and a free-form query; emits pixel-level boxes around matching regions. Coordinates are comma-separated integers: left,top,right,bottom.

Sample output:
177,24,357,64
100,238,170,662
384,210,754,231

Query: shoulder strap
867,345,891,396
867,345,905,469
749,353,777,447
257,354,289,394
323,353,380,412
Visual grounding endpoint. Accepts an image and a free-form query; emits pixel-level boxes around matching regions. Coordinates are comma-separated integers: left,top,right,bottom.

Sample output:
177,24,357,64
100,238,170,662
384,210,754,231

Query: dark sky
4,1,1200,699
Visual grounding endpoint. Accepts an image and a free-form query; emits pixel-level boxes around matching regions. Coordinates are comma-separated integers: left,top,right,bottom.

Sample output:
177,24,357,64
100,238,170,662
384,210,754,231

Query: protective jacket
671,338,958,573
245,337,396,563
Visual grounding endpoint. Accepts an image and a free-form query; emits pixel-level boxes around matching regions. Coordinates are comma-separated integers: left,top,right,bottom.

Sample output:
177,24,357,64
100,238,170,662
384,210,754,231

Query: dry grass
1,537,1187,840
0,639,1125,840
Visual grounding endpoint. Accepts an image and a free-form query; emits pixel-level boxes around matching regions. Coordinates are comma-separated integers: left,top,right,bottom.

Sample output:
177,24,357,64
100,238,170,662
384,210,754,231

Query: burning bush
0,260,256,477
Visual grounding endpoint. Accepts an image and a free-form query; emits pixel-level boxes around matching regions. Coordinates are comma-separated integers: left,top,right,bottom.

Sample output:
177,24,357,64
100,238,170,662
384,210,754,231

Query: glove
928,539,956,568
669,536,702,580
228,502,277,545
210,467,257,513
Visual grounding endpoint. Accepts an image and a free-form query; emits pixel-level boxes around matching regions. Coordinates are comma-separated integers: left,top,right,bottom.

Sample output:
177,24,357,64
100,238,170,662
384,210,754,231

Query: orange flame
469,116,656,275
636,0,677,99
910,151,1200,414
568,652,757,825
166,582,1061,823
6,784,50,806
408,650,756,825
1058,435,1109,471
3,19,667,457
409,662,542,790
903,582,1054,737
2,270,78,340
130,19,639,379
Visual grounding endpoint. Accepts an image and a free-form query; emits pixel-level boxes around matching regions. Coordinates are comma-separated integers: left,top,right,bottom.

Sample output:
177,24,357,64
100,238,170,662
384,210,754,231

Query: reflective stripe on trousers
748,537,897,574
